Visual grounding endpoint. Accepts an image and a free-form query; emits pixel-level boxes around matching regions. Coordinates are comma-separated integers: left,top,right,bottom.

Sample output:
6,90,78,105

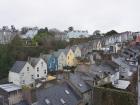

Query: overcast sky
0,0,140,33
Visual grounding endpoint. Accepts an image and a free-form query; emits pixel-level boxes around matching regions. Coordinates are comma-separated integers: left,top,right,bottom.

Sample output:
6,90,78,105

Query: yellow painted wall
66,49,75,66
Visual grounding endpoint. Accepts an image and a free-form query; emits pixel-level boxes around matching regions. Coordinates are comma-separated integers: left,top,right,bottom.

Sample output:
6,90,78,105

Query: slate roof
53,49,64,58
71,45,78,52
10,61,27,73
41,54,52,63
28,57,41,67
88,63,118,75
64,48,70,56
15,100,29,105
69,73,91,93
36,82,82,105
77,44,84,50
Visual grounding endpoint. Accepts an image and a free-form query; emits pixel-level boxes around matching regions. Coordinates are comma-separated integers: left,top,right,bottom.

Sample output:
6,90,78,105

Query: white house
53,49,67,70
112,56,133,78
28,57,47,80
113,80,130,89
71,45,82,57
21,27,38,39
9,61,35,86
65,30,89,40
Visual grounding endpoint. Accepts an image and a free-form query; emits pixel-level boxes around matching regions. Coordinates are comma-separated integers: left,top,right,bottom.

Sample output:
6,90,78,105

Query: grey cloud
0,0,140,33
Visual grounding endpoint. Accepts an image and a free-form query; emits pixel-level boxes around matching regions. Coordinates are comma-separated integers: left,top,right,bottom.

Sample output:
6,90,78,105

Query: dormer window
45,99,50,104
79,83,83,87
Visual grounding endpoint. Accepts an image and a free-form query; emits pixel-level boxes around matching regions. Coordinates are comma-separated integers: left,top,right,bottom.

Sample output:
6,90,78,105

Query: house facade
71,45,82,57
9,61,35,86
64,48,75,66
53,50,66,70
41,54,58,72
112,56,133,78
28,57,47,79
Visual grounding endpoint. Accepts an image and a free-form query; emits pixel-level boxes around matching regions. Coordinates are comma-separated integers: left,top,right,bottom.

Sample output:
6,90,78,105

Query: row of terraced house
0,31,140,105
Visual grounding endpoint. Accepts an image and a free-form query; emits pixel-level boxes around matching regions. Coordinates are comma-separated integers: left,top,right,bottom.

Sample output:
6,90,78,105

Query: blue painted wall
47,54,58,72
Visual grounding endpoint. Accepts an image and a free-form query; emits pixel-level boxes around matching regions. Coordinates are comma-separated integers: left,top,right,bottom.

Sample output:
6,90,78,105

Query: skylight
65,89,70,94
60,98,66,104
79,83,83,87
45,99,50,104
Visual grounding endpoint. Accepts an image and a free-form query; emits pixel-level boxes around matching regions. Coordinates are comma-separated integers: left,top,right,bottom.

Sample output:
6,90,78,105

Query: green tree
105,30,118,36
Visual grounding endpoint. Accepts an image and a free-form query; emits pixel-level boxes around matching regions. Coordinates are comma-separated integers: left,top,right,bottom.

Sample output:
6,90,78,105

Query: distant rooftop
37,81,82,105
0,83,21,92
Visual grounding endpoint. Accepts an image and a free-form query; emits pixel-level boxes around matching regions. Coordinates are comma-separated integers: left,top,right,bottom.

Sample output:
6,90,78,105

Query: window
37,67,39,72
53,59,55,63
37,74,39,77
22,80,25,84
44,70,47,74
21,73,24,76
27,67,29,71
79,83,83,87
31,75,34,79
49,64,51,68
41,62,43,67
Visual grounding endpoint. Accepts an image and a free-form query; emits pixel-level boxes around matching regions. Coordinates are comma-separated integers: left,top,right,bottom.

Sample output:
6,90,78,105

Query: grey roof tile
10,61,27,73
36,82,82,105
69,73,91,93
28,57,41,67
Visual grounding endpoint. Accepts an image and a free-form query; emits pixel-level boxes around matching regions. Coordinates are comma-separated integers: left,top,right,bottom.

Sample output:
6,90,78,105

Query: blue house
40,54,58,72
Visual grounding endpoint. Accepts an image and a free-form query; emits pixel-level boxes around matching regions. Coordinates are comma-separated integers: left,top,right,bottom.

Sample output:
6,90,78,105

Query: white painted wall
74,47,81,57
9,72,20,86
58,52,66,70
34,59,47,79
9,62,35,86
20,62,34,86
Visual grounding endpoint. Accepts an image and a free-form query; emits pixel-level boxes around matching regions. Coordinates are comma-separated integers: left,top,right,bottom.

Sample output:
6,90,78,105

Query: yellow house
64,48,75,66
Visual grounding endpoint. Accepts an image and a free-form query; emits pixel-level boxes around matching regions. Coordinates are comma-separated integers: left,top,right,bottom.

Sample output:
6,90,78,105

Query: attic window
60,98,66,104
79,83,83,87
65,90,70,94
45,99,50,104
